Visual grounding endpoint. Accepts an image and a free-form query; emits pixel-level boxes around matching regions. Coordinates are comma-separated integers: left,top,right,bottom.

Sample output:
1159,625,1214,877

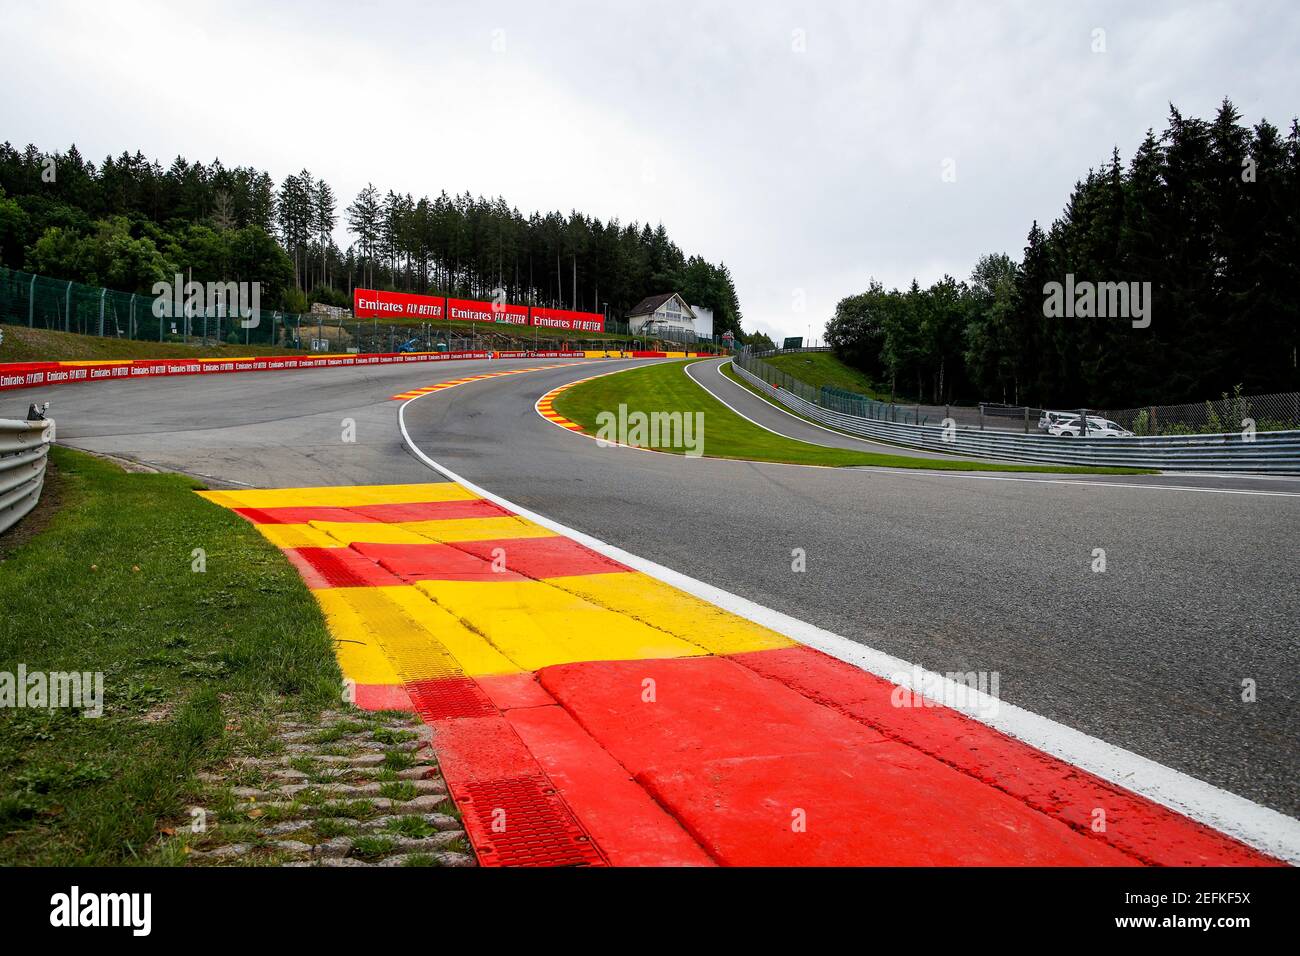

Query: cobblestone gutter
180,707,475,867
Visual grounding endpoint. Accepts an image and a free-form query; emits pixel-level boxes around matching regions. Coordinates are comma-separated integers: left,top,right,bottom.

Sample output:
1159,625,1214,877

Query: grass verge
0,325,304,363
0,446,340,865
763,351,897,401
552,360,1154,474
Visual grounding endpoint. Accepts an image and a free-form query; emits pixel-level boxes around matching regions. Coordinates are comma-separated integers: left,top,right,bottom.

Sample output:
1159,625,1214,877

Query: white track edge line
398,384,1300,864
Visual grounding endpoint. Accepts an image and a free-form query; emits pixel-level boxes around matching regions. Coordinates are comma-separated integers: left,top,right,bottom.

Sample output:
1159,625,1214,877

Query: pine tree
315,180,336,290
345,184,381,288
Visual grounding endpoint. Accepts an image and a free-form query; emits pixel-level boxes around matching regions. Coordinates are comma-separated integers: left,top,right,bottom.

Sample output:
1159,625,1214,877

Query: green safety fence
0,266,301,348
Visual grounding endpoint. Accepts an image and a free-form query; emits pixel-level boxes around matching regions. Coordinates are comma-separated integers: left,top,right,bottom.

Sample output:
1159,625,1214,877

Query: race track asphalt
14,357,604,488
13,355,1299,816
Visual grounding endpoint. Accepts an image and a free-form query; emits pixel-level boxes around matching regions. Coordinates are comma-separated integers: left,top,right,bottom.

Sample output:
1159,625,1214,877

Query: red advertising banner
493,350,586,359
353,288,445,320
529,306,605,333
446,298,530,326
0,350,524,392
0,362,61,391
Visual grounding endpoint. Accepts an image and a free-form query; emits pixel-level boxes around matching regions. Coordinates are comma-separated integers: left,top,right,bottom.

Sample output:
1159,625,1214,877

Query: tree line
0,142,746,338
826,99,1300,409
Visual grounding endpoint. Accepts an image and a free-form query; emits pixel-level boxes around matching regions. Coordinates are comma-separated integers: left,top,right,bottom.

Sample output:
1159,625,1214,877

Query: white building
690,305,714,339
626,292,697,337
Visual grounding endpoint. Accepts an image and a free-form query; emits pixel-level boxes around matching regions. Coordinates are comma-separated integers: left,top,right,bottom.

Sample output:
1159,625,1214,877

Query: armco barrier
730,360,1300,474
0,416,54,535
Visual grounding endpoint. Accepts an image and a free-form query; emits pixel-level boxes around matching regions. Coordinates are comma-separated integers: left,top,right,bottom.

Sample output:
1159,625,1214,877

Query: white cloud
2,0,1296,339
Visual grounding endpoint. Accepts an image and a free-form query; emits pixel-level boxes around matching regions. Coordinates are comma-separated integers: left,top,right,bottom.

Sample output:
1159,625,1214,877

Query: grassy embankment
0,447,341,865
0,326,302,363
762,350,897,401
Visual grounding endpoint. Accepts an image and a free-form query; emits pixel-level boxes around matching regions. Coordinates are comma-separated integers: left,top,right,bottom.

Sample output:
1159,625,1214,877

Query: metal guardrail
0,416,54,534
730,360,1300,474
748,346,1300,437
750,346,834,357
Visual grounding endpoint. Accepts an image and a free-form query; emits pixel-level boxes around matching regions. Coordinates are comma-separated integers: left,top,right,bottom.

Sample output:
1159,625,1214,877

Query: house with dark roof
626,292,698,337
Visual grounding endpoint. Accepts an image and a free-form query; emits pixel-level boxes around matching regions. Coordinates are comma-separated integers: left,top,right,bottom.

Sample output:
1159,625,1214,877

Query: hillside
762,351,895,402
0,326,302,363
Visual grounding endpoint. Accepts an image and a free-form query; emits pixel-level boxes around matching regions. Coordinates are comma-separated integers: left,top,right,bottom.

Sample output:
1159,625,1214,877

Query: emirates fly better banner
353,289,445,320
446,297,529,326
529,306,606,332
352,289,603,331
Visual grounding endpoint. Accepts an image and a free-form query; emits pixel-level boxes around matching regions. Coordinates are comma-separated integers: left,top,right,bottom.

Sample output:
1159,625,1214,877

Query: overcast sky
2,0,1297,341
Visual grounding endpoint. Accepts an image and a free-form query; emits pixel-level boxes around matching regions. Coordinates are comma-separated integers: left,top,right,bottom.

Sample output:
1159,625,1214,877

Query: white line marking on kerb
397,387,1300,864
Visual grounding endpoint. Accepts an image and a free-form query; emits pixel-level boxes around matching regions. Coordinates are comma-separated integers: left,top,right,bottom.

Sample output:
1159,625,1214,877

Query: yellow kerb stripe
197,483,477,509
414,578,707,672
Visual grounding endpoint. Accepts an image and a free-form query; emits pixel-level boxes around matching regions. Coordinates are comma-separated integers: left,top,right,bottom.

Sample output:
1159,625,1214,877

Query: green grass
378,781,419,801
349,835,396,860
0,447,341,865
313,818,358,839
552,360,1154,474
763,351,896,401
0,325,304,363
385,815,437,838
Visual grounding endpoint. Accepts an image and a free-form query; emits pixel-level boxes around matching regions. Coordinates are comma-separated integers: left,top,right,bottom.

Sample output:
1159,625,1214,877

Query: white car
1048,416,1134,438
1038,410,1075,432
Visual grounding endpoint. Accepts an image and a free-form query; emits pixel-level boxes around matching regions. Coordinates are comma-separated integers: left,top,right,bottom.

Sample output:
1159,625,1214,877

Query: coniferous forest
2,99,1297,401
826,100,1299,408
0,142,746,338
